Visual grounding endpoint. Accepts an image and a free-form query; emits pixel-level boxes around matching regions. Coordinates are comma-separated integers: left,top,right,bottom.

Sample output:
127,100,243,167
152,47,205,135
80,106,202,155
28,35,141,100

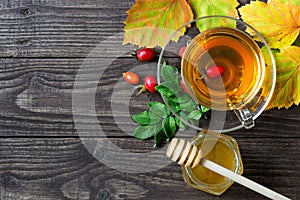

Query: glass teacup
157,16,276,132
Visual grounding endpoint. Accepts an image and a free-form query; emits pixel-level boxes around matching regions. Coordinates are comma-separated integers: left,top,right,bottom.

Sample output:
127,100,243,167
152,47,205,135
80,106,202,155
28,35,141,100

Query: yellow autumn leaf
278,0,300,6
123,0,193,48
267,46,300,109
188,0,239,31
239,0,300,49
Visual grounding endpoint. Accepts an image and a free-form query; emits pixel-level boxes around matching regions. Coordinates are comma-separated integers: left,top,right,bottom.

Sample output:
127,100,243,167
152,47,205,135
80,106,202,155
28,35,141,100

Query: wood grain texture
0,138,298,200
0,0,299,199
0,58,299,138
0,0,136,58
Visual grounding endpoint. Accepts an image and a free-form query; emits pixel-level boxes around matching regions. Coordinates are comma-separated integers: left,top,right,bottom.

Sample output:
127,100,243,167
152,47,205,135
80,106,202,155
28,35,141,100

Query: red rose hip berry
179,46,186,58
206,66,225,79
136,48,157,61
123,71,140,85
144,75,158,93
136,75,158,95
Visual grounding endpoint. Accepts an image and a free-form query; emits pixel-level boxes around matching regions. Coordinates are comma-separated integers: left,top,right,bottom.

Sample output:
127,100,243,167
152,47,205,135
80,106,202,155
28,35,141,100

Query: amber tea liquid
182,27,265,110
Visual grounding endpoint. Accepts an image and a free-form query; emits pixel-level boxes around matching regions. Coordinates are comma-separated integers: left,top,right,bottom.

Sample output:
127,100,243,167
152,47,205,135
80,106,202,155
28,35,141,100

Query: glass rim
157,15,276,133
184,133,242,188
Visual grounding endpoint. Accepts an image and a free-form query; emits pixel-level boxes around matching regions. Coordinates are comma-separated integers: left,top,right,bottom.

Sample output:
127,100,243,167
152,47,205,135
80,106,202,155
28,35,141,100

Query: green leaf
175,112,189,129
161,63,179,82
134,124,162,140
156,82,180,97
162,117,177,139
166,81,182,93
148,102,170,118
154,131,165,148
200,105,210,113
132,111,151,125
132,110,162,125
132,62,211,147
169,92,191,104
179,111,188,120
188,110,202,120
159,63,182,94
175,116,185,130
188,0,239,31
165,99,181,113
148,112,162,124
168,116,177,137
157,64,195,111
178,99,197,112
155,84,174,97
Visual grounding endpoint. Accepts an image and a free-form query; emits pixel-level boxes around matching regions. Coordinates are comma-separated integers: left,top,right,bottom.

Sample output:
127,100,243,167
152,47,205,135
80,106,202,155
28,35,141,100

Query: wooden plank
0,0,136,58
0,0,257,59
0,137,298,199
0,57,159,137
0,58,299,137
0,0,198,59
0,0,134,9
0,0,298,199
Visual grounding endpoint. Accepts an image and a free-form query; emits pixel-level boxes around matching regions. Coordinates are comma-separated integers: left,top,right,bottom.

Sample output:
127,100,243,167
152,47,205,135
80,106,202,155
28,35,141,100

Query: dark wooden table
0,0,299,199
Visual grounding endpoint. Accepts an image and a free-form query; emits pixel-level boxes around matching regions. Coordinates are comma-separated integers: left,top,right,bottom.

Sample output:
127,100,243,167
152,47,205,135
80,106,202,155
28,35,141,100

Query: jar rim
184,134,242,189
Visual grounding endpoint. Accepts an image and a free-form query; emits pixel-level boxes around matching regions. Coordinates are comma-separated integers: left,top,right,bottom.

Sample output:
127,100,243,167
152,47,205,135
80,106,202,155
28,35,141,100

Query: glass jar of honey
181,130,243,195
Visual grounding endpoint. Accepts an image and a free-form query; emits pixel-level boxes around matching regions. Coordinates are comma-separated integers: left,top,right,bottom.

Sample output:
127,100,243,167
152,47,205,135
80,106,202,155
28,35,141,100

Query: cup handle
234,106,255,129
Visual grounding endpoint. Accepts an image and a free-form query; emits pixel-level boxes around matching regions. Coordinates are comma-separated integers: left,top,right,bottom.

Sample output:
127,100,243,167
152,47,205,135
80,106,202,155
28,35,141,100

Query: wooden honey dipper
166,138,202,168
166,138,291,200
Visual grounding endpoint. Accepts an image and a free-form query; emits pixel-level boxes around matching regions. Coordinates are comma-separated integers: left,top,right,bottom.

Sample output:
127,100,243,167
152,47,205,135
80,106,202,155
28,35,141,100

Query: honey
190,139,235,184
181,131,243,195
181,27,265,110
